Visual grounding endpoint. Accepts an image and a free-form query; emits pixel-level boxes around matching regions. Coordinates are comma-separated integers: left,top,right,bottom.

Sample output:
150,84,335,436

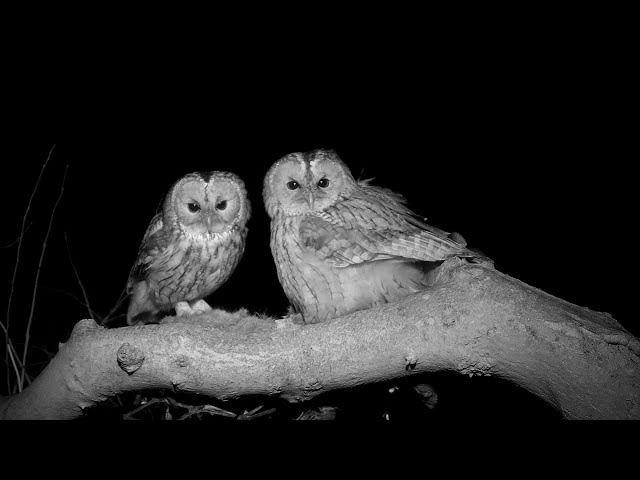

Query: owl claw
174,301,193,316
191,299,213,314
289,312,306,325
175,300,213,316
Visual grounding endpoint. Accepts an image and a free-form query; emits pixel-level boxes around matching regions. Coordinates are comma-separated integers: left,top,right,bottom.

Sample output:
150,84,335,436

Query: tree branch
1,261,638,420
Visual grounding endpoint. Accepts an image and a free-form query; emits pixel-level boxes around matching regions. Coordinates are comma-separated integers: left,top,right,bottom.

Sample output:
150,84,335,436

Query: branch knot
117,342,145,374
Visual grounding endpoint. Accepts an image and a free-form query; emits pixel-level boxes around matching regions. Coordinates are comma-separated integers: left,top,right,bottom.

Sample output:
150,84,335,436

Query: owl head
165,171,251,236
263,149,358,218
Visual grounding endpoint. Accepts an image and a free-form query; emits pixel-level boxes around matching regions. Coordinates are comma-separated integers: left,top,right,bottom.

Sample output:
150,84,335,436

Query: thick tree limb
1,260,638,420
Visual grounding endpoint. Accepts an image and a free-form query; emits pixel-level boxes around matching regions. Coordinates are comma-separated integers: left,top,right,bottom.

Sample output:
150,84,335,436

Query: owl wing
126,213,170,290
299,186,478,268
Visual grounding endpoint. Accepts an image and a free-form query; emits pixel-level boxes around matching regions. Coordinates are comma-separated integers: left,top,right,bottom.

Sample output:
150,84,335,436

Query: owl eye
216,200,227,211
187,202,200,213
317,178,330,188
287,181,300,190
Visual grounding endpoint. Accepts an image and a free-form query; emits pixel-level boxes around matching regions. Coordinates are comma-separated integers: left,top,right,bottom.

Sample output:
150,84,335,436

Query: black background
1,22,634,418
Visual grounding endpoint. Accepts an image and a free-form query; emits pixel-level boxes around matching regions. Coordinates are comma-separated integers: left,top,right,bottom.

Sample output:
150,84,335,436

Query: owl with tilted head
263,149,487,324
126,171,250,325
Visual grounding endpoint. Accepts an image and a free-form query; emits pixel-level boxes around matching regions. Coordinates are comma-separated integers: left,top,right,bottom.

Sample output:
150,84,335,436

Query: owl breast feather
133,231,242,309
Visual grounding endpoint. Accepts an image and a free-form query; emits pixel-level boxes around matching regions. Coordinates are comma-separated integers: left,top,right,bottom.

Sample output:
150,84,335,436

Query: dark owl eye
187,202,200,213
317,178,330,188
216,200,227,210
287,181,300,190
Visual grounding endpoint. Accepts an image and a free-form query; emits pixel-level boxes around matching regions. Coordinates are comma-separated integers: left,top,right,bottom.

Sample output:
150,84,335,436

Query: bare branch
64,232,96,320
0,222,33,248
1,262,637,420
4,144,55,393
99,288,129,326
122,398,167,420
42,287,93,312
19,163,69,390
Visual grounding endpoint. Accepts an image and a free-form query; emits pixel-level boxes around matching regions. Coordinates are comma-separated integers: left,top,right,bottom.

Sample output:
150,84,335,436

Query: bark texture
1,261,638,420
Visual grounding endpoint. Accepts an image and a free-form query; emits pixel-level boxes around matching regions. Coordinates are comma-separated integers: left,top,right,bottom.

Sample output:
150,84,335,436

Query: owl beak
308,192,314,209
206,215,214,234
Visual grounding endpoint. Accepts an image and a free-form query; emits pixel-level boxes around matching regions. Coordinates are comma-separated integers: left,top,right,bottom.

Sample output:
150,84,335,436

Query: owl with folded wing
263,149,486,324
126,171,250,325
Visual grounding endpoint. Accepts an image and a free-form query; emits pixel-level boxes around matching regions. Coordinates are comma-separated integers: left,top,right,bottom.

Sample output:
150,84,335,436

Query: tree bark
1,260,638,420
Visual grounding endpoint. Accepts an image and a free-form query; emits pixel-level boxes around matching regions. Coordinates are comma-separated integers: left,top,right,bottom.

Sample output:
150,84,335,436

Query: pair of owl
126,149,484,325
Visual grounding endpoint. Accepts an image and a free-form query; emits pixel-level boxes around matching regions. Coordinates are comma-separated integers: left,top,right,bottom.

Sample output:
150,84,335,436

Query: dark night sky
1,36,634,400
3,112,634,348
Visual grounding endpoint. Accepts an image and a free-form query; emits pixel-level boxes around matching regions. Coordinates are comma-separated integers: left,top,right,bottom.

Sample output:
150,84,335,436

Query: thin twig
4,145,55,393
236,405,278,420
0,334,24,390
177,404,237,421
122,398,168,420
64,231,96,320
99,287,129,325
0,323,23,365
42,287,92,311
0,222,33,248
19,163,68,390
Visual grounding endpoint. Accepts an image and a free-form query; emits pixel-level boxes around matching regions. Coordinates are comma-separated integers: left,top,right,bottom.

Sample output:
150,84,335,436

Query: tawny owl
263,149,486,324
126,171,251,325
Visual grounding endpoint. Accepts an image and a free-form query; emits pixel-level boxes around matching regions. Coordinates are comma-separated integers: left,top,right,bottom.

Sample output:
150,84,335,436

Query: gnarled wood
1,261,638,420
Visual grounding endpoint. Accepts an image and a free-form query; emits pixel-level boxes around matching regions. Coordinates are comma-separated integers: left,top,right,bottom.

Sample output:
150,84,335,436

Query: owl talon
175,300,213,316
190,299,213,314
288,312,306,325
174,301,194,316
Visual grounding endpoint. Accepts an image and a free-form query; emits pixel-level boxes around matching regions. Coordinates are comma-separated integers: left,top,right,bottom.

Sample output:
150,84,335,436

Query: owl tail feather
128,311,162,325
435,229,491,265
126,281,162,325
455,246,494,267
